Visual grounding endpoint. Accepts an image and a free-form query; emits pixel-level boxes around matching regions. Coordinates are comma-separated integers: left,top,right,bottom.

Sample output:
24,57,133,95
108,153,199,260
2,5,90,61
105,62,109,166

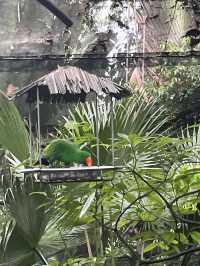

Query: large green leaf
0,91,29,161
5,224,35,266
4,178,52,246
0,177,53,265
0,174,95,265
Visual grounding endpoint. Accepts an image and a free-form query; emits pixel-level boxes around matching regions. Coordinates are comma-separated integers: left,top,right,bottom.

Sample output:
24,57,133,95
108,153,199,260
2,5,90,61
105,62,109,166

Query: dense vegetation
1,56,200,265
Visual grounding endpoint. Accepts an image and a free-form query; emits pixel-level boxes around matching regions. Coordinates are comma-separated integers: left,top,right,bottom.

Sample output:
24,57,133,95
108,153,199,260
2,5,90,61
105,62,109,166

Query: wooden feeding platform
17,166,124,183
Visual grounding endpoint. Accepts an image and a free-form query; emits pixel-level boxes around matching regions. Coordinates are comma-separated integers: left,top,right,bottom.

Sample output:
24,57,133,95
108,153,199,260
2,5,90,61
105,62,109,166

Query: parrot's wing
43,139,84,164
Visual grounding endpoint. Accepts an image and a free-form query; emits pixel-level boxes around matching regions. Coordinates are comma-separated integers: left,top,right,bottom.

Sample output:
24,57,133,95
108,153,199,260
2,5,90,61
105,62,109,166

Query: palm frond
40,220,88,257
0,221,35,266
116,93,168,136
0,91,29,161
179,125,200,162
2,177,53,246
59,92,169,165
0,221,14,260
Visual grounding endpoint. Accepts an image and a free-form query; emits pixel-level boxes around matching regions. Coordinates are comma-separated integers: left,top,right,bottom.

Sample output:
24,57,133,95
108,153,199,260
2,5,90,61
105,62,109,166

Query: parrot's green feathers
43,139,91,165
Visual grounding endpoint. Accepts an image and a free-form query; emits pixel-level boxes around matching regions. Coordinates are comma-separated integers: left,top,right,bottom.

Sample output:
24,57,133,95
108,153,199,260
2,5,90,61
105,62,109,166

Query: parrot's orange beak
85,156,93,167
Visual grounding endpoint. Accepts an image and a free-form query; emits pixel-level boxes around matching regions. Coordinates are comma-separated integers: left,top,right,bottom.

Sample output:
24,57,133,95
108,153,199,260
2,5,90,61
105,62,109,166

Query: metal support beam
28,103,32,166
1,51,200,61
2,52,200,71
111,97,115,166
36,0,73,27
96,95,100,166
36,87,41,166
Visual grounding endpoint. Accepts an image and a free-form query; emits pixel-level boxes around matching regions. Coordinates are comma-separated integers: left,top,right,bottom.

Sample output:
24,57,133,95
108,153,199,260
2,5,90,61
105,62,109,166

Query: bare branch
170,189,200,205
140,246,200,265
114,189,154,231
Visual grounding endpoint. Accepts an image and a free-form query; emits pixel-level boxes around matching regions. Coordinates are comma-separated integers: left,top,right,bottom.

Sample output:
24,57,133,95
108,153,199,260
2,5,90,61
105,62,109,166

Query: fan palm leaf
3,177,52,246
0,176,92,265
40,221,89,258
0,176,52,265
59,92,169,165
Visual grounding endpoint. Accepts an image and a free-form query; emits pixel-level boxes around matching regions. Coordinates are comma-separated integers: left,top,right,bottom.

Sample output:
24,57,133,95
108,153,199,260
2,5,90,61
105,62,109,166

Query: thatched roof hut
11,66,130,103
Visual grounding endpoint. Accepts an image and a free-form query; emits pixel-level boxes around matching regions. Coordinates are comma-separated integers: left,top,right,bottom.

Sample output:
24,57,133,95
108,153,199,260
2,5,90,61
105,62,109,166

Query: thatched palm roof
12,66,130,103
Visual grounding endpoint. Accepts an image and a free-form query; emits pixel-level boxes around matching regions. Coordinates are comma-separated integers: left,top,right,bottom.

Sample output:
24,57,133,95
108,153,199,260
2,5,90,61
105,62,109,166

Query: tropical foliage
1,70,200,266
144,40,200,128
51,92,200,265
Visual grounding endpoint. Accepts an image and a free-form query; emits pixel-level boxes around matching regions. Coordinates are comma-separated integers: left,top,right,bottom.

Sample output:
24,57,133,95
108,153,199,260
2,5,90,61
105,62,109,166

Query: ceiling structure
1,0,200,92
1,0,200,127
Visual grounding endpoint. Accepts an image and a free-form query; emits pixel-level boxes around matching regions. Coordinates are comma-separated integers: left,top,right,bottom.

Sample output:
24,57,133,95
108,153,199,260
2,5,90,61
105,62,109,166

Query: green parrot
43,139,93,167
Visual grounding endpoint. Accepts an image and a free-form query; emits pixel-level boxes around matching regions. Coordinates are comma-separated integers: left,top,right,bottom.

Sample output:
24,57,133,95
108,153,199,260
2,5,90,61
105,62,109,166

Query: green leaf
171,239,179,245
158,241,169,251
124,192,136,203
79,192,95,218
148,192,164,205
180,233,189,245
3,177,52,247
118,133,130,142
191,231,200,244
139,231,156,241
144,242,158,253
128,134,143,145
139,211,155,222
162,231,175,243
0,91,29,161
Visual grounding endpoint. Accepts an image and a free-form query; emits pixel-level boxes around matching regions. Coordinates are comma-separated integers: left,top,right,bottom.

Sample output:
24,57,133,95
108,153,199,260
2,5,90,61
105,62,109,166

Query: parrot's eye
85,156,93,167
